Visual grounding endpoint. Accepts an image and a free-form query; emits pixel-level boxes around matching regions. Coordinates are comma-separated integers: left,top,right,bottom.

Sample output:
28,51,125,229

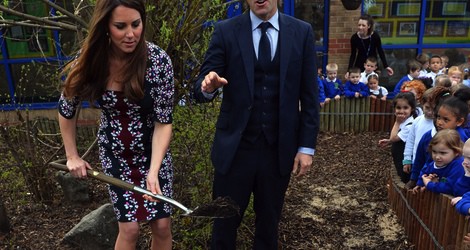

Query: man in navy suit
193,0,319,248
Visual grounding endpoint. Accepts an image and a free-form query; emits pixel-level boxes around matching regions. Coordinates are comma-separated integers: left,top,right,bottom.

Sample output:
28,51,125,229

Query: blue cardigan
322,78,343,98
416,156,464,195
455,192,470,215
411,127,469,181
344,80,369,98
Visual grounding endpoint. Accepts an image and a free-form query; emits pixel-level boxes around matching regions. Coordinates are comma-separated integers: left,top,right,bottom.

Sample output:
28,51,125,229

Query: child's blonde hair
448,66,463,76
434,75,452,87
428,129,463,155
326,63,338,72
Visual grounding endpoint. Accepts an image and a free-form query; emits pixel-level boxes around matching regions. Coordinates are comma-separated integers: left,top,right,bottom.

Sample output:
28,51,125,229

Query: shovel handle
49,160,193,215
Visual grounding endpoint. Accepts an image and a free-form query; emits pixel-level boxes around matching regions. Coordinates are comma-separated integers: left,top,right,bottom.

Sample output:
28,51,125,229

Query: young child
367,73,387,100
434,74,452,88
426,55,443,85
344,67,369,98
440,54,449,74
322,63,343,102
360,56,378,84
447,66,463,86
401,79,427,116
462,64,470,87
452,138,470,197
416,53,430,77
403,88,435,189
452,139,470,215
410,90,470,188
378,92,417,183
389,59,421,99
318,75,326,107
412,129,464,195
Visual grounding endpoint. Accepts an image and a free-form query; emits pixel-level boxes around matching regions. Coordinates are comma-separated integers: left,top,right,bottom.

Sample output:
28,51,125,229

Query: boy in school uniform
426,55,443,85
388,59,421,99
322,63,343,103
360,56,379,84
344,67,369,98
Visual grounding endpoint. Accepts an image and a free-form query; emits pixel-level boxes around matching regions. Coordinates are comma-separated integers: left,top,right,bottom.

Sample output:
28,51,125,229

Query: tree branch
39,0,88,29
0,4,82,32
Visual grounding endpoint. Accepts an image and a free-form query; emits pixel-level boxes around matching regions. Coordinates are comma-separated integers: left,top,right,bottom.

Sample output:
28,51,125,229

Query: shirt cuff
202,88,219,99
298,147,315,156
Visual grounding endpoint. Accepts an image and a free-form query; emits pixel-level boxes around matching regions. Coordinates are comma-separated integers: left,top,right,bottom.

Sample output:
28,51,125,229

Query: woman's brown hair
61,0,147,103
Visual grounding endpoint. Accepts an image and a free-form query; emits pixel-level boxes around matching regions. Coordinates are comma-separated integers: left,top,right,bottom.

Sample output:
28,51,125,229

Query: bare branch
0,19,65,30
39,0,88,29
0,4,82,32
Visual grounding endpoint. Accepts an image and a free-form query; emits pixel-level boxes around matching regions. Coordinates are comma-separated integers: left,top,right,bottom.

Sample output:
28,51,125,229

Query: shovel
49,159,238,218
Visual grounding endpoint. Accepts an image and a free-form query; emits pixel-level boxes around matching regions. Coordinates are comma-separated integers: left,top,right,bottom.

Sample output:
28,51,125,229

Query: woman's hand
386,67,394,76
66,156,91,178
144,169,162,202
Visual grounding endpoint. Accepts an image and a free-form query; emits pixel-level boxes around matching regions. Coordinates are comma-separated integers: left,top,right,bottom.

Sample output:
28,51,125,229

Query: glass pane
10,62,61,104
380,48,418,91
423,0,470,44
364,0,420,45
294,0,325,47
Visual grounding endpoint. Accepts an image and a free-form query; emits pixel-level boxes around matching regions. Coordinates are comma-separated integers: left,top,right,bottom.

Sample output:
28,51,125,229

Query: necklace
359,33,372,58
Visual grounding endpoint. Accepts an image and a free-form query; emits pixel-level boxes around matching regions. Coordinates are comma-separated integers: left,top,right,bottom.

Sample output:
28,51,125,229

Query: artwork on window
367,3,384,18
424,21,444,37
442,2,467,16
446,21,469,37
391,2,420,17
375,21,393,37
398,22,417,37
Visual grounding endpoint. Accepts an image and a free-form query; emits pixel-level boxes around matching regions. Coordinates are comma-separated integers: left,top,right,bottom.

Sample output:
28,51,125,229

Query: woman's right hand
344,72,349,80
66,156,91,178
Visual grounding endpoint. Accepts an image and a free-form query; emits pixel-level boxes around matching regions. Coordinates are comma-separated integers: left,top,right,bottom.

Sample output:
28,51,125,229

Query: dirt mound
0,131,413,249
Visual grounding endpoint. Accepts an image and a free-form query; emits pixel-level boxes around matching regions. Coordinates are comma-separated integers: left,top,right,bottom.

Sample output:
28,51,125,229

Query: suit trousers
211,134,291,250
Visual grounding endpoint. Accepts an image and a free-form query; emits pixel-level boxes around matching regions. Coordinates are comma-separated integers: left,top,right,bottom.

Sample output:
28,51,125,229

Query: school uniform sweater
344,80,369,98
416,156,464,195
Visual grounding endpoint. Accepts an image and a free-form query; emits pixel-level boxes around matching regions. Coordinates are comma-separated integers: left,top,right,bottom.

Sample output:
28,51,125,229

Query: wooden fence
388,175,470,250
320,97,394,132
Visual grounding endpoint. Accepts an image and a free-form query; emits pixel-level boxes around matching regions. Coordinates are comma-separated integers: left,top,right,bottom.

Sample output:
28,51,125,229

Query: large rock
63,203,118,250
56,172,90,203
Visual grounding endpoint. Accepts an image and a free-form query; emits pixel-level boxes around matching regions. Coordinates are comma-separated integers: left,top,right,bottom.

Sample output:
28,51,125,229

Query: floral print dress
58,42,174,222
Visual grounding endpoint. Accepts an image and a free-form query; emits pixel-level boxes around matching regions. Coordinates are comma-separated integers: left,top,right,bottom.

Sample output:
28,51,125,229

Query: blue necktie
258,22,272,70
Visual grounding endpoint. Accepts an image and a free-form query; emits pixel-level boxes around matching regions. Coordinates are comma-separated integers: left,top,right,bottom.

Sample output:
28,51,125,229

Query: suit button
263,87,267,91
248,106,252,110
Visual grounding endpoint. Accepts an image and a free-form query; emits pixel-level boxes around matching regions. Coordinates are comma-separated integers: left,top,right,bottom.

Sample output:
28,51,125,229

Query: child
322,63,343,102
416,53,430,77
434,74,452,88
452,138,470,197
367,74,387,100
360,56,378,84
447,66,463,86
344,67,369,98
401,79,427,116
403,88,435,189
412,129,464,195
452,139,470,215
389,59,421,99
462,64,470,87
378,92,417,183
440,54,449,74
410,90,470,188
426,55,443,85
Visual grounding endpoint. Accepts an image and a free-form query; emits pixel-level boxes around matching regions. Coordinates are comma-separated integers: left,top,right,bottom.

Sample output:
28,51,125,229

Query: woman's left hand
386,67,394,76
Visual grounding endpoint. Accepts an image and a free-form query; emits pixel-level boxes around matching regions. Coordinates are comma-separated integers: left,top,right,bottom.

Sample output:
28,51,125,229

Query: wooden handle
49,160,135,192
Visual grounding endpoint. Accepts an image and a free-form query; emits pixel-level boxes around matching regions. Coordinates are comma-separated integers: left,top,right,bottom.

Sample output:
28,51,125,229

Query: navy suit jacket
194,12,320,176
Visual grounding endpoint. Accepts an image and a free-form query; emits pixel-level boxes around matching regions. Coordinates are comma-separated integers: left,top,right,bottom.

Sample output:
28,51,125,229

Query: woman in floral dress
58,0,174,249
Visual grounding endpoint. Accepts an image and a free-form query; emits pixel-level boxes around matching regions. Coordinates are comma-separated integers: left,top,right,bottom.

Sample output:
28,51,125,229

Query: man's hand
201,71,228,93
292,152,313,177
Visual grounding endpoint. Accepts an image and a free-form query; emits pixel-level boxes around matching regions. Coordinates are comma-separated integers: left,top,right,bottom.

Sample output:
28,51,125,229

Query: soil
0,131,414,249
